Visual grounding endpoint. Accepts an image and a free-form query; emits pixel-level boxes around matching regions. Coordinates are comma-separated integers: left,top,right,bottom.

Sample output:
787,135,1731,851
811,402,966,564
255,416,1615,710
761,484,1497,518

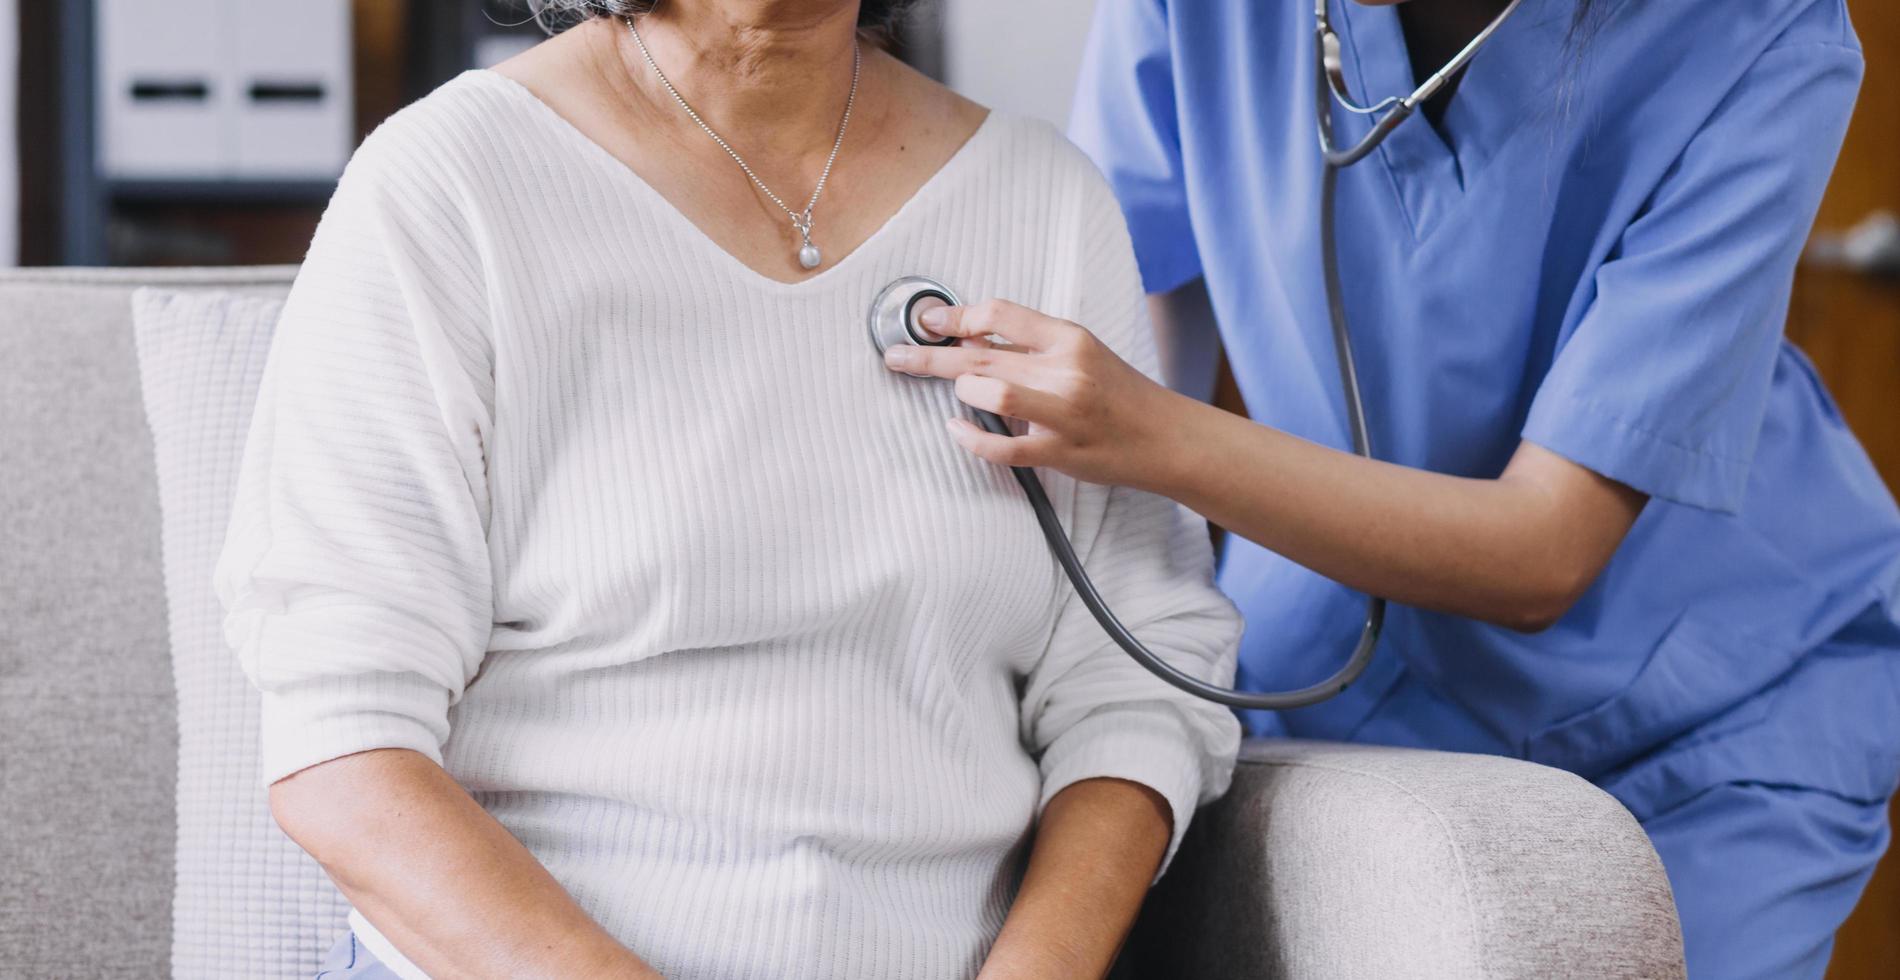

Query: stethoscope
866,0,1526,710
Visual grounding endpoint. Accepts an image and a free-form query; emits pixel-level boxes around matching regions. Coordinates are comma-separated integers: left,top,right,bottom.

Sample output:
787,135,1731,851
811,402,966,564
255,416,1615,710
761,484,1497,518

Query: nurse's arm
1161,412,1650,632
1151,282,1650,630
883,299,1647,633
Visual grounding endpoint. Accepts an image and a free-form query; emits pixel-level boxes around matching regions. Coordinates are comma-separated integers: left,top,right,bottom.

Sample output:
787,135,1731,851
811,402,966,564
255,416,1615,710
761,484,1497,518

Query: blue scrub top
1070,0,1900,816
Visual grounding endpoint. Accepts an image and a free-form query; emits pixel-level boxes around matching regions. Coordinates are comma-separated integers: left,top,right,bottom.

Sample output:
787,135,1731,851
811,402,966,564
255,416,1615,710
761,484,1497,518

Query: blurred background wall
6,0,1106,268
20,0,432,267
941,0,1095,129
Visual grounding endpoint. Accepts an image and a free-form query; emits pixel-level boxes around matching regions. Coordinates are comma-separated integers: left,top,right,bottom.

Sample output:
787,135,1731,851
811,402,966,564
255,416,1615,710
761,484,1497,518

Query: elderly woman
212,1,1241,978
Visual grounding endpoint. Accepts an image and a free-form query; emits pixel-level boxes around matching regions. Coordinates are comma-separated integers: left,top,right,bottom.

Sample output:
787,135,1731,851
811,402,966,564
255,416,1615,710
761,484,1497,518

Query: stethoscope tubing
957,154,1383,711
978,406,1379,709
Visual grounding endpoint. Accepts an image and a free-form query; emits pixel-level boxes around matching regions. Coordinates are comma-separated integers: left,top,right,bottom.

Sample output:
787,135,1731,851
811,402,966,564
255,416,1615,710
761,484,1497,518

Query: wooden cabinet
1809,3,1900,976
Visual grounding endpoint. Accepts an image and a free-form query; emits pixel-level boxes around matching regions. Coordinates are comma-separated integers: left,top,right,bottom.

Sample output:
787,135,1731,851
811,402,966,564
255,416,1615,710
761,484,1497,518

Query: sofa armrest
1116,739,1685,980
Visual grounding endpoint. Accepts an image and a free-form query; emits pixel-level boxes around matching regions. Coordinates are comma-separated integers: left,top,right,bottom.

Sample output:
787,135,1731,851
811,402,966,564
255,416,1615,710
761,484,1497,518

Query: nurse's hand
879,299,1187,491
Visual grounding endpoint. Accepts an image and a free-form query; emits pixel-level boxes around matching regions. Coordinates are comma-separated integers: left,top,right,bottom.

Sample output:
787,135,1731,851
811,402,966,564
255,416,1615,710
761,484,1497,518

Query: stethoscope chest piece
868,275,960,377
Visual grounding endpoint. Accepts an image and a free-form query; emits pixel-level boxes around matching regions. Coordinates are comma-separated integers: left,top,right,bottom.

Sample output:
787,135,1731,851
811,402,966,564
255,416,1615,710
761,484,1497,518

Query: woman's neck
601,2,865,162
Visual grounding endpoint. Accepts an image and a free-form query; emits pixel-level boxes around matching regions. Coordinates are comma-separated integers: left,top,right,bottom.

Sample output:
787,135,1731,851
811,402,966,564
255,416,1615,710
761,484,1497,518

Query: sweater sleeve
1019,154,1244,882
213,122,498,789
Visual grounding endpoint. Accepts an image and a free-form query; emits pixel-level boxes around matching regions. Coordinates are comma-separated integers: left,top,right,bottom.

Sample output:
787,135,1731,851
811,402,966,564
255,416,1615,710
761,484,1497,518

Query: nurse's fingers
883,341,1040,384
917,299,1075,351
945,417,1060,468
952,374,1070,427
961,334,1029,355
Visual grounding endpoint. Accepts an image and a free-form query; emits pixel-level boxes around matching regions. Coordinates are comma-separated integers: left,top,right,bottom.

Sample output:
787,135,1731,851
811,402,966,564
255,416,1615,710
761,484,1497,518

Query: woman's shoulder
344,70,526,183
328,68,543,214
872,52,1100,183
973,106,1128,220
303,70,538,277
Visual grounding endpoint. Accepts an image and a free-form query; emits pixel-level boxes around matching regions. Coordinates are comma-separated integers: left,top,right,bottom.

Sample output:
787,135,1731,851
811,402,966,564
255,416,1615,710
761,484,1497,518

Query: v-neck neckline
1330,0,1565,242
468,68,1000,294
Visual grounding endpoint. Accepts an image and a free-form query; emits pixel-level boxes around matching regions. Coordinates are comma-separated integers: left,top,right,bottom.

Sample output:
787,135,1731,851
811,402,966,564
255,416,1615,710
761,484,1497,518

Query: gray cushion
1118,739,1686,979
0,267,295,978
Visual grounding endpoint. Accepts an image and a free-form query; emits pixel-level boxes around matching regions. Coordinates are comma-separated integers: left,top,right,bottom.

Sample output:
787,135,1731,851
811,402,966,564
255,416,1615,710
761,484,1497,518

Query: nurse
880,0,1900,976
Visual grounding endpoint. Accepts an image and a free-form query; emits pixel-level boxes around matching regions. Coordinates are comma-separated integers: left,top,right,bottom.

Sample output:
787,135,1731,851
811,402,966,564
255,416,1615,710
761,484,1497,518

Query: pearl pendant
798,243,822,269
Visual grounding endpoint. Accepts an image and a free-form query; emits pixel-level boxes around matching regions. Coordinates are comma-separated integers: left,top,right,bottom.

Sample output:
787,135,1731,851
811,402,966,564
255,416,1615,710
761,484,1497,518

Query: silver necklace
623,15,861,270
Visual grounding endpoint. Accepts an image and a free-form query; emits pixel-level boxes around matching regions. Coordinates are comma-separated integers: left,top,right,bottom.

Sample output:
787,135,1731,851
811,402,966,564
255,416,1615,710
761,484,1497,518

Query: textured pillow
132,287,350,979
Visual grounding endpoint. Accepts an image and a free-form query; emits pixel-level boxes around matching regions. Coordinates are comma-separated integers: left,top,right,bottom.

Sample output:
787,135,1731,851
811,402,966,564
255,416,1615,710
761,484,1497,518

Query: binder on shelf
94,0,352,183
230,0,352,178
96,0,227,178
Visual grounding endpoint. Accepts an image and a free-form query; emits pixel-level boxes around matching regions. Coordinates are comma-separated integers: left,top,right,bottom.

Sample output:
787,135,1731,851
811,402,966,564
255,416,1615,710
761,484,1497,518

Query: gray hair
522,0,639,32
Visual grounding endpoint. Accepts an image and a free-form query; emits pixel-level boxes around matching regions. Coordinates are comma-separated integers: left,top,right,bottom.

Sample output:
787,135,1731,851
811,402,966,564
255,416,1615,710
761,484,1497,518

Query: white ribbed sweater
214,69,1241,980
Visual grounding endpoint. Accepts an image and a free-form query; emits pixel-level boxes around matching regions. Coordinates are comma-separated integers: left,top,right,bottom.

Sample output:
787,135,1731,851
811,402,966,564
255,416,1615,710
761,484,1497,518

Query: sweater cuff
1036,702,1210,884
258,671,452,787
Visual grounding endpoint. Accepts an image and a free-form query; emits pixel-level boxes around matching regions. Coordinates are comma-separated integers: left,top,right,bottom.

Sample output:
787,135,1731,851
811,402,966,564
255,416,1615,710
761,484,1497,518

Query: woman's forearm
979,777,1172,980
1155,395,1645,631
269,747,660,980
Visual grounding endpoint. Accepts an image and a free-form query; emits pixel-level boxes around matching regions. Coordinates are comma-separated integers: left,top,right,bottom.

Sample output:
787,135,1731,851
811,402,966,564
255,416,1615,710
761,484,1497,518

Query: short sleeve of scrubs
1522,38,1863,514
1068,0,1202,295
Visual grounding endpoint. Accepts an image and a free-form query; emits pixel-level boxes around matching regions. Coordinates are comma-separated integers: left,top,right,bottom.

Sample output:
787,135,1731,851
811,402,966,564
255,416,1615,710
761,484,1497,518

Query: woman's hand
880,300,1188,493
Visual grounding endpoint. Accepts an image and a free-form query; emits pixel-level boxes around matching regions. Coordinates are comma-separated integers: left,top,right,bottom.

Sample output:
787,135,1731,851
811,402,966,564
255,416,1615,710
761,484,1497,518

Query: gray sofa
0,266,1687,979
